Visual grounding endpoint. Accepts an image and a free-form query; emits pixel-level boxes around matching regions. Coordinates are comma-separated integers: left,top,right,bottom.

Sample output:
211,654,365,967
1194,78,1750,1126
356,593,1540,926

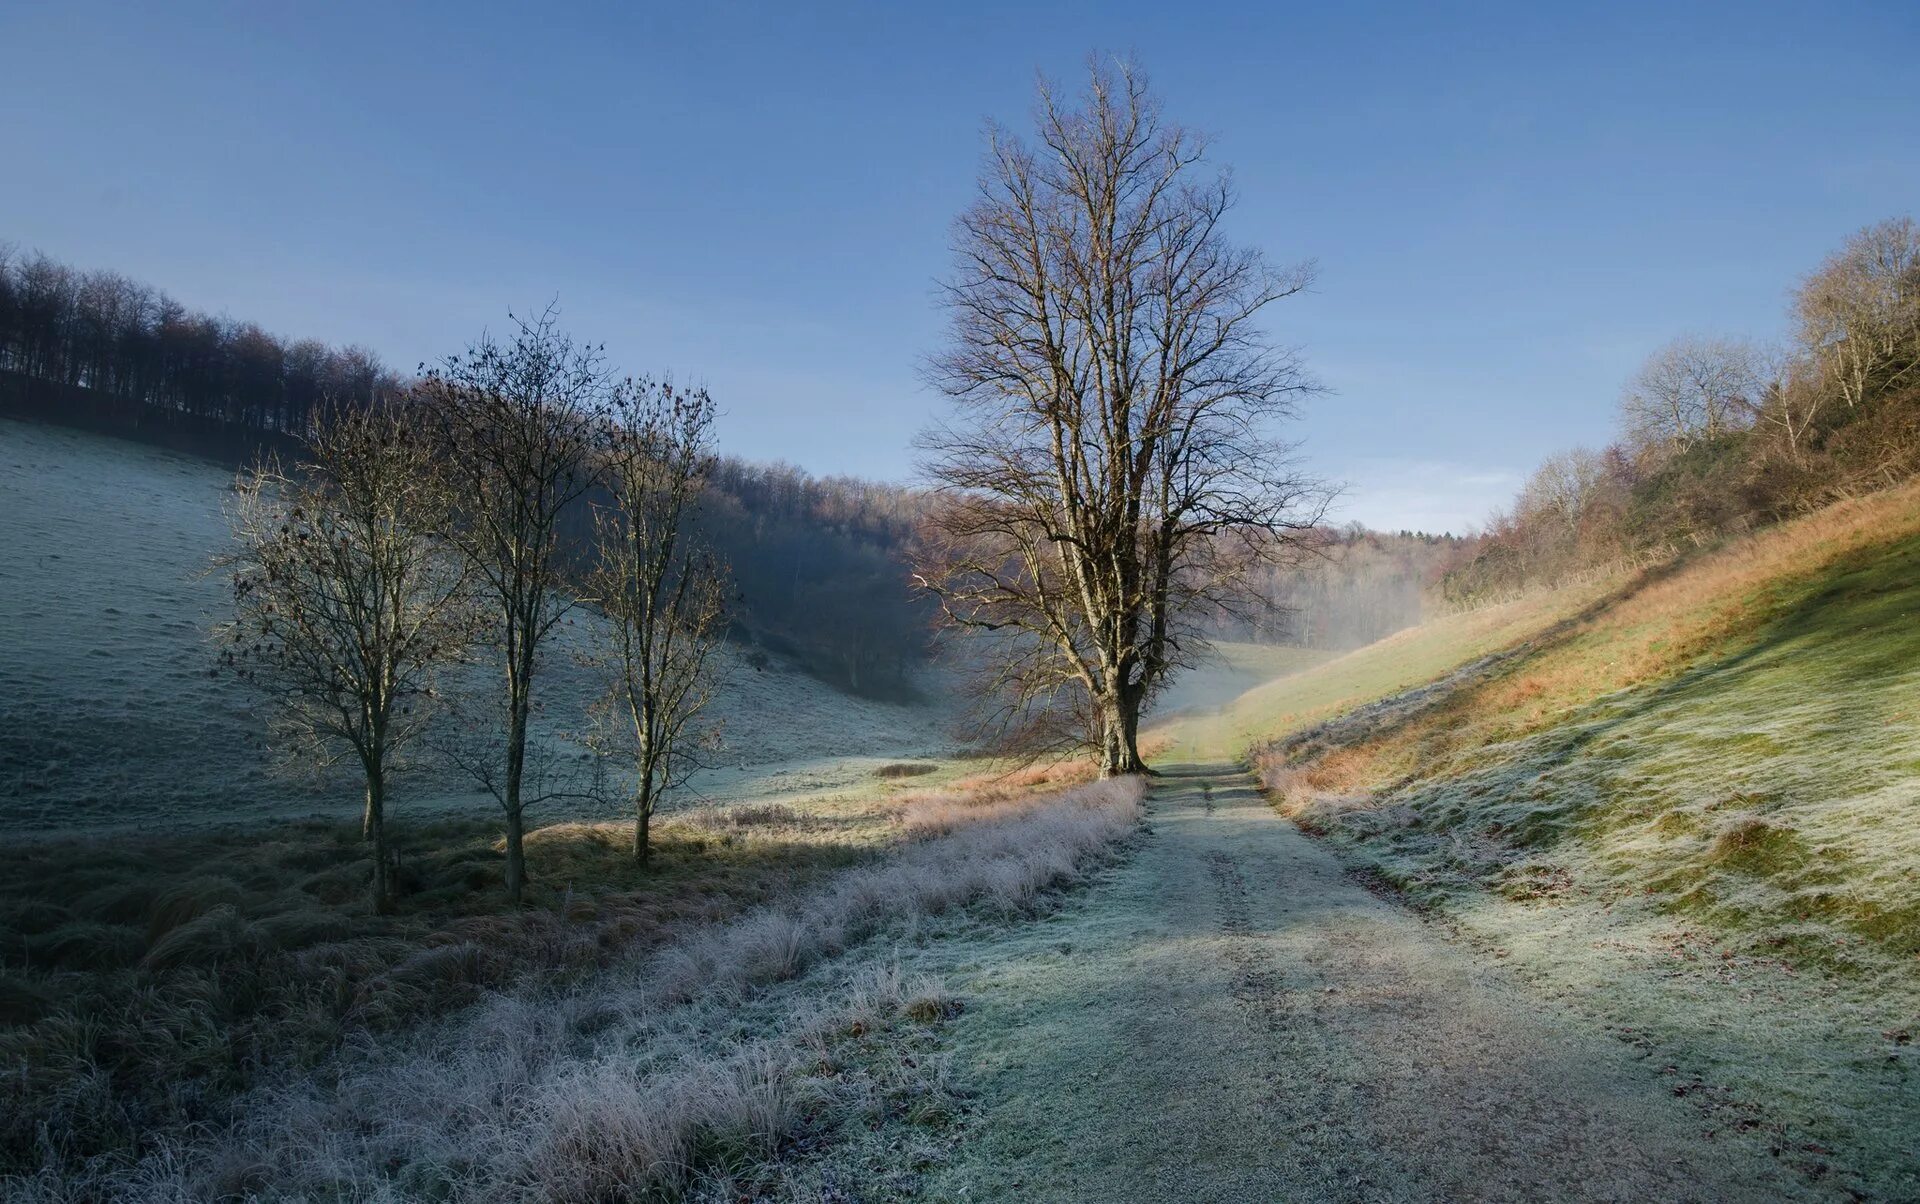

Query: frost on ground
782,769,1819,1203
1247,490,1920,1198
7,777,1146,1201
0,418,961,836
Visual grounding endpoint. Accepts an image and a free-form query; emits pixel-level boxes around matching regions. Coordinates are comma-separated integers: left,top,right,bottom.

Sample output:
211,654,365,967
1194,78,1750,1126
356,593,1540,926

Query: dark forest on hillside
0,244,1466,698
0,246,940,696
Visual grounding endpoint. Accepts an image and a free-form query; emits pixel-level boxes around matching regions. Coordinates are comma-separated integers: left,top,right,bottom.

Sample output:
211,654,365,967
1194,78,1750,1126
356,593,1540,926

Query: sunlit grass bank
1155,579,1616,761
1259,480,1920,973
1238,480,1920,1195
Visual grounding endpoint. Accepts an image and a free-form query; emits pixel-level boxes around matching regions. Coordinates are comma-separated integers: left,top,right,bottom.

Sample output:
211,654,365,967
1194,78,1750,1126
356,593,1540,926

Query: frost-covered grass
1248,481,1920,1196
6,776,1145,1200
0,417,964,838
0,800,892,1178
1260,480,1920,973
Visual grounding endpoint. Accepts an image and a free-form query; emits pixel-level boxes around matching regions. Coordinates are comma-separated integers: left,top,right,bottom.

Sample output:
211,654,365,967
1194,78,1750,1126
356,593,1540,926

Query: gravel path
912,765,1823,1202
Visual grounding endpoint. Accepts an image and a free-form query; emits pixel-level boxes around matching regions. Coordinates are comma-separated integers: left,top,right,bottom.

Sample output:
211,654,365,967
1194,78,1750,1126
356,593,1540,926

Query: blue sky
3,1,1916,532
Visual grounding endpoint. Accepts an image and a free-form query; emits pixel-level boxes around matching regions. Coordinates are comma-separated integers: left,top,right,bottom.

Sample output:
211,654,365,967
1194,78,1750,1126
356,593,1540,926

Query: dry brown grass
0,791,908,1181
900,756,1098,800
7,777,1147,1200
1262,479,1920,801
890,757,1103,838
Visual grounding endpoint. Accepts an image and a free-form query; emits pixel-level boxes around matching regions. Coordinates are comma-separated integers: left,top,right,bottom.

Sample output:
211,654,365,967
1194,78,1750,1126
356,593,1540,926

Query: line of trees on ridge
1446,216,1920,601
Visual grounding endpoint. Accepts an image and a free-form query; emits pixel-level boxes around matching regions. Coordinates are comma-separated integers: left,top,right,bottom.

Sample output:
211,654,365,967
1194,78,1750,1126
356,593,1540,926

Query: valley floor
804,767,1836,1202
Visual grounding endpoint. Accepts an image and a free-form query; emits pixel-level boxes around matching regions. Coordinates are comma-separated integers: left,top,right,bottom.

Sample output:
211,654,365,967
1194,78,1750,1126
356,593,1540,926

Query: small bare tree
1796,216,1920,410
1620,335,1764,454
915,58,1328,776
220,409,468,912
420,308,612,905
589,381,729,861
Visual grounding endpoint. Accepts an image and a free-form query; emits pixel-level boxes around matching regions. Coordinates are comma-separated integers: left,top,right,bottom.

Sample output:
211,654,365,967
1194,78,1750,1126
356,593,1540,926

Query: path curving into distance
911,765,1821,1202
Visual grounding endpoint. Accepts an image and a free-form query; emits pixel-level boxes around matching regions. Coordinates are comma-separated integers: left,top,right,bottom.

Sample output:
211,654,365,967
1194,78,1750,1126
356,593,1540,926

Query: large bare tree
588,381,729,862
420,308,611,904
1619,335,1765,454
1795,215,1920,411
220,409,469,911
915,59,1327,776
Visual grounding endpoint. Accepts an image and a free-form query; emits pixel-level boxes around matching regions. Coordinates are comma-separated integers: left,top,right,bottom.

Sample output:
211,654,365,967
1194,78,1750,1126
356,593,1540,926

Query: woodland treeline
1448,216,1920,600
0,243,1457,699
0,245,933,696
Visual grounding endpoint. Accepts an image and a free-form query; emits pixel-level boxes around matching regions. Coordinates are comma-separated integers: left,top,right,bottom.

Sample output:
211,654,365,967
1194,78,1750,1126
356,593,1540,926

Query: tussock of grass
23,922,146,971
11,777,1145,1200
873,761,939,779
0,976,52,1026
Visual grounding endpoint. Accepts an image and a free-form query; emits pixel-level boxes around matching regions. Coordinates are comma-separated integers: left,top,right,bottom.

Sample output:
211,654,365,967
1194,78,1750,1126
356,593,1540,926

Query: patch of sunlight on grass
1230,482,1920,1198
1271,485,1920,976
1154,578,1619,762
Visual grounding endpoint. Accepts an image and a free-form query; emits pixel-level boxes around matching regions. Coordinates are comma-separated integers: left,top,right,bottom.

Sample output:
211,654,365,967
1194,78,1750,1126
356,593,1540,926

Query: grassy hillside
1259,480,1920,975
1225,481,1920,1195
0,418,962,837
1155,574,1622,761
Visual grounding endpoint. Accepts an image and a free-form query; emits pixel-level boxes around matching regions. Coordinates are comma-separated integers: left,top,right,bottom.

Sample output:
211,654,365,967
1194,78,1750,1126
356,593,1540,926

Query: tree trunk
1097,692,1149,777
1117,698,1148,775
366,769,392,915
633,794,652,864
503,686,529,906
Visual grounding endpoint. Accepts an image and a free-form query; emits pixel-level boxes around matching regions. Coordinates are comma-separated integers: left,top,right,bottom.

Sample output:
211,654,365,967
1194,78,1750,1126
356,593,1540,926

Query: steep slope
1260,480,1920,973
1241,480,1920,1196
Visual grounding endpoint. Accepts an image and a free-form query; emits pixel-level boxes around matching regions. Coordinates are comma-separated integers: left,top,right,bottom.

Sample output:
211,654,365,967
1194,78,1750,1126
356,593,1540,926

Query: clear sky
4,1,1916,532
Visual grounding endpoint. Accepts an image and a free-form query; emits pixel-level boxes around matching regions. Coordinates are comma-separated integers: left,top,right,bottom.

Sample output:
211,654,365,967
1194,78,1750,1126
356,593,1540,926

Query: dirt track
908,765,1823,1202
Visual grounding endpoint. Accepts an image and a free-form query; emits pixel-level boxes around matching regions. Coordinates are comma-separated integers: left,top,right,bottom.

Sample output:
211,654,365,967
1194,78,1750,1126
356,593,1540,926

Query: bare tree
588,381,729,861
1749,344,1828,460
915,58,1328,777
1514,447,1609,538
219,409,468,911
420,308,611,904
1620,335,1764,454
1796,216,1920,410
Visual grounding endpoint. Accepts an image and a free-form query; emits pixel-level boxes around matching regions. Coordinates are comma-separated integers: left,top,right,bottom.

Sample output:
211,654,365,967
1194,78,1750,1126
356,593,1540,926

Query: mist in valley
3,10,1917,1201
